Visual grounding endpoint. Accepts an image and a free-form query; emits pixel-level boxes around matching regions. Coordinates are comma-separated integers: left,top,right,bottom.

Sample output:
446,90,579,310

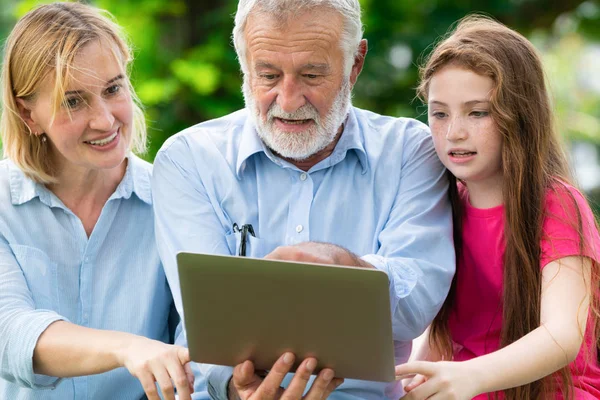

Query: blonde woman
0,3,196,400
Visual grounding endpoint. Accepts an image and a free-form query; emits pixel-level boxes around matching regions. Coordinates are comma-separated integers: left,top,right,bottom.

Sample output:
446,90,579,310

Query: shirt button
300,173,308,181
296,225,303,233
84,257,90,263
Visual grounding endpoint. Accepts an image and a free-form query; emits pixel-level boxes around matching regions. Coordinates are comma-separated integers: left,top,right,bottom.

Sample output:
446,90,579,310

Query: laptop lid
177,252,395,382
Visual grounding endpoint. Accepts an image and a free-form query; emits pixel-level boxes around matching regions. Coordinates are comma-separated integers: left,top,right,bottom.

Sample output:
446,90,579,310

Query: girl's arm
395,255,592,399
33,321,194,400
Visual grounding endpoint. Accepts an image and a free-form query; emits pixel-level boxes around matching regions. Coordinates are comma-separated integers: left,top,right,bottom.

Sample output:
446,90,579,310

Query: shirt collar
235,107,369,177
9,153,152,207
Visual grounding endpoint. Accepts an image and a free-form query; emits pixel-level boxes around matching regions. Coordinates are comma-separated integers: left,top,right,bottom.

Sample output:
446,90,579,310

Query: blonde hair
1,2,146,183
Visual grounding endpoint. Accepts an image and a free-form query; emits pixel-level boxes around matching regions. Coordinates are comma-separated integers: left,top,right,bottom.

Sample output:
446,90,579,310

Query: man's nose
276,76,306,113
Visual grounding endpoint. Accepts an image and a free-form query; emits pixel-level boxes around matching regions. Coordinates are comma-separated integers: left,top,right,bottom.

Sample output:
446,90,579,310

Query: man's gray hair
233,0,363,76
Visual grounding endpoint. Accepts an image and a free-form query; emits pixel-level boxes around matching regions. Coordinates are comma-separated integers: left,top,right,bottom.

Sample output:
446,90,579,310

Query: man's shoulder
352,107,432,158
353,107,430,140
156,109,249,159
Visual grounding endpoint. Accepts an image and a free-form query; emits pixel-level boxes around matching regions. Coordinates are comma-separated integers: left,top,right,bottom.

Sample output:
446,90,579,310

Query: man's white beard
243,78,352,161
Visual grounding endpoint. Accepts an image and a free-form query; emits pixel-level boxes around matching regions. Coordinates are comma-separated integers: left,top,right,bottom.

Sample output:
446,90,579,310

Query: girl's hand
118,336,194,400
396,361,480,400
403,373,427,392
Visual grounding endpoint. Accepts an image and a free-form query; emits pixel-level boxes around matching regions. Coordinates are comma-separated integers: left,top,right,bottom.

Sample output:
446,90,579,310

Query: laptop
177,252,395,382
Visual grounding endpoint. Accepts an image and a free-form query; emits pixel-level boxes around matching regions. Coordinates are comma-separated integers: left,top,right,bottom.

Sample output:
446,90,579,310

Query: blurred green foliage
0,0,599,161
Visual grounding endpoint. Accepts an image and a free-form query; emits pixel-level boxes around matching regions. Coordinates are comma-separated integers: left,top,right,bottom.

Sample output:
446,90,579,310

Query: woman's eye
471,111,489,117
63,97,81,109
106,84,121,95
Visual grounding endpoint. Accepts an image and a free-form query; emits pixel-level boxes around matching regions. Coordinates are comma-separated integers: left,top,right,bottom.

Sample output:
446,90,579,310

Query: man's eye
261,74,277,80
304,74,318,79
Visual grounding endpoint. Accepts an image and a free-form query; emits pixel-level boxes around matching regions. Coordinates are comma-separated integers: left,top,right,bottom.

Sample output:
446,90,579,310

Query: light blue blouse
0,155,174,400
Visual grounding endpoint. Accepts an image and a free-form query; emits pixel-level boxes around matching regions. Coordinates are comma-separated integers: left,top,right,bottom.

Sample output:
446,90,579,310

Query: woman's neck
47,159,127,236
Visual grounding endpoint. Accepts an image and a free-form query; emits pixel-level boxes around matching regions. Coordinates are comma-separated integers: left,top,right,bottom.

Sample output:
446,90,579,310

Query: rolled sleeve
0,243,66,389
205,365,234,400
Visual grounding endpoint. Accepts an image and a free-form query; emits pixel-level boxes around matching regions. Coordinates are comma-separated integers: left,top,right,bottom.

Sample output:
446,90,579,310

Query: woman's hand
396,361,480,400
118,336,194,400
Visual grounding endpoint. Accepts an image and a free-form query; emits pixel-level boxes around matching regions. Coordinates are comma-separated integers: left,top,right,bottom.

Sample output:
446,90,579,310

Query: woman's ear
15,98,41,135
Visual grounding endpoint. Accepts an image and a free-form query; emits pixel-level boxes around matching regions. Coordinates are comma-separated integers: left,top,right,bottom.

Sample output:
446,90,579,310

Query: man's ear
15,98,41,135
349,39,368,87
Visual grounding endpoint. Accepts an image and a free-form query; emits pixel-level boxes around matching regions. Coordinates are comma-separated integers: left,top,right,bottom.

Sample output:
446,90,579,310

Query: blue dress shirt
153,107,455,400
0,155,175,400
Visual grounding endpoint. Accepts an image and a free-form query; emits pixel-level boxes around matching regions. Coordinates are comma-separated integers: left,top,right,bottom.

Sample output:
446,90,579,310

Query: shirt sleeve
0,236,66,389
153,137,234,400
540,183,600,268
362,128,456,342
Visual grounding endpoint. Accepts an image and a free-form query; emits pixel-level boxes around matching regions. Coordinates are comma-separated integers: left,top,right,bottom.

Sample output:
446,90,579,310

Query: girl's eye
471,111,489,117
431,112,447,119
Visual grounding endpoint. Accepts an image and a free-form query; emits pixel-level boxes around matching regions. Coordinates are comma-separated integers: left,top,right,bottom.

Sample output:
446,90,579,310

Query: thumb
178,346,191,364
234,360,258,388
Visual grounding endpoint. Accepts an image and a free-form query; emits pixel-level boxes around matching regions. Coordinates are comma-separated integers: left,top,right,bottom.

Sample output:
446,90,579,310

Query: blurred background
1,0,599,213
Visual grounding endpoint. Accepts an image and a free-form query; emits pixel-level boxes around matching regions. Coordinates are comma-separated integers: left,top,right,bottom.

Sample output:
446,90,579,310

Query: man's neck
279,125,344,172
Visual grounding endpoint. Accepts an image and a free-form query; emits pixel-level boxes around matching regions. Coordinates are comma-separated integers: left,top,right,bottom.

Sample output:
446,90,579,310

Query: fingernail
306,358,316,372
323,369,334,381
283,353,294,364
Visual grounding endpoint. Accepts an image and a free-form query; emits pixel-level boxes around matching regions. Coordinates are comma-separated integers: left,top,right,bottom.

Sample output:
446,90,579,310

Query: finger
304,368,337,400
233,360,261,390
401,379,438,400
165,359,192,400
395,361,436,379
153,364,176,400
280,357,317,399
404,374,427,392
254,352,295,399
137,370,161,400
184,362,195,393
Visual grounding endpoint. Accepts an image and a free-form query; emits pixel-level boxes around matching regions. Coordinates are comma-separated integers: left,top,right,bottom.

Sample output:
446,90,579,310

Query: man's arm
364,130,455,341
153,137,234,399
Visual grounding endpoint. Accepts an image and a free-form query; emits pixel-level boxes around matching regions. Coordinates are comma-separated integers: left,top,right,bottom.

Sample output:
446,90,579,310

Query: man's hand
265,242,373,269
228,352,343,400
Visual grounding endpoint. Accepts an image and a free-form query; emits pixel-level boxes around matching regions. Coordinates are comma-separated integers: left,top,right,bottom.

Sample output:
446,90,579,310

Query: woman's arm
33,320,194,400
396,255,592,399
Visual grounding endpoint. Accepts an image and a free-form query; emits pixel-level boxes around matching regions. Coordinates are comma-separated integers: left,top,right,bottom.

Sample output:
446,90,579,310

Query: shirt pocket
225,232,277,259
10,244,59,311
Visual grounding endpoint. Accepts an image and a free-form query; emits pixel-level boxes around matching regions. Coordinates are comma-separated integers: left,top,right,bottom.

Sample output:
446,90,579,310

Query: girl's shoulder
544,180,594,222
541,179,600,265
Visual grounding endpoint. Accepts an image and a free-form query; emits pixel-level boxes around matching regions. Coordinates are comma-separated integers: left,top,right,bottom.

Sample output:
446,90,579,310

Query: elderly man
152,0,455,399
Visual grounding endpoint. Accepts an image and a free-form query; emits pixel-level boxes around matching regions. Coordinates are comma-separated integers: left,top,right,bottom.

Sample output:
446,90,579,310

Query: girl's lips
448,152,476,164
